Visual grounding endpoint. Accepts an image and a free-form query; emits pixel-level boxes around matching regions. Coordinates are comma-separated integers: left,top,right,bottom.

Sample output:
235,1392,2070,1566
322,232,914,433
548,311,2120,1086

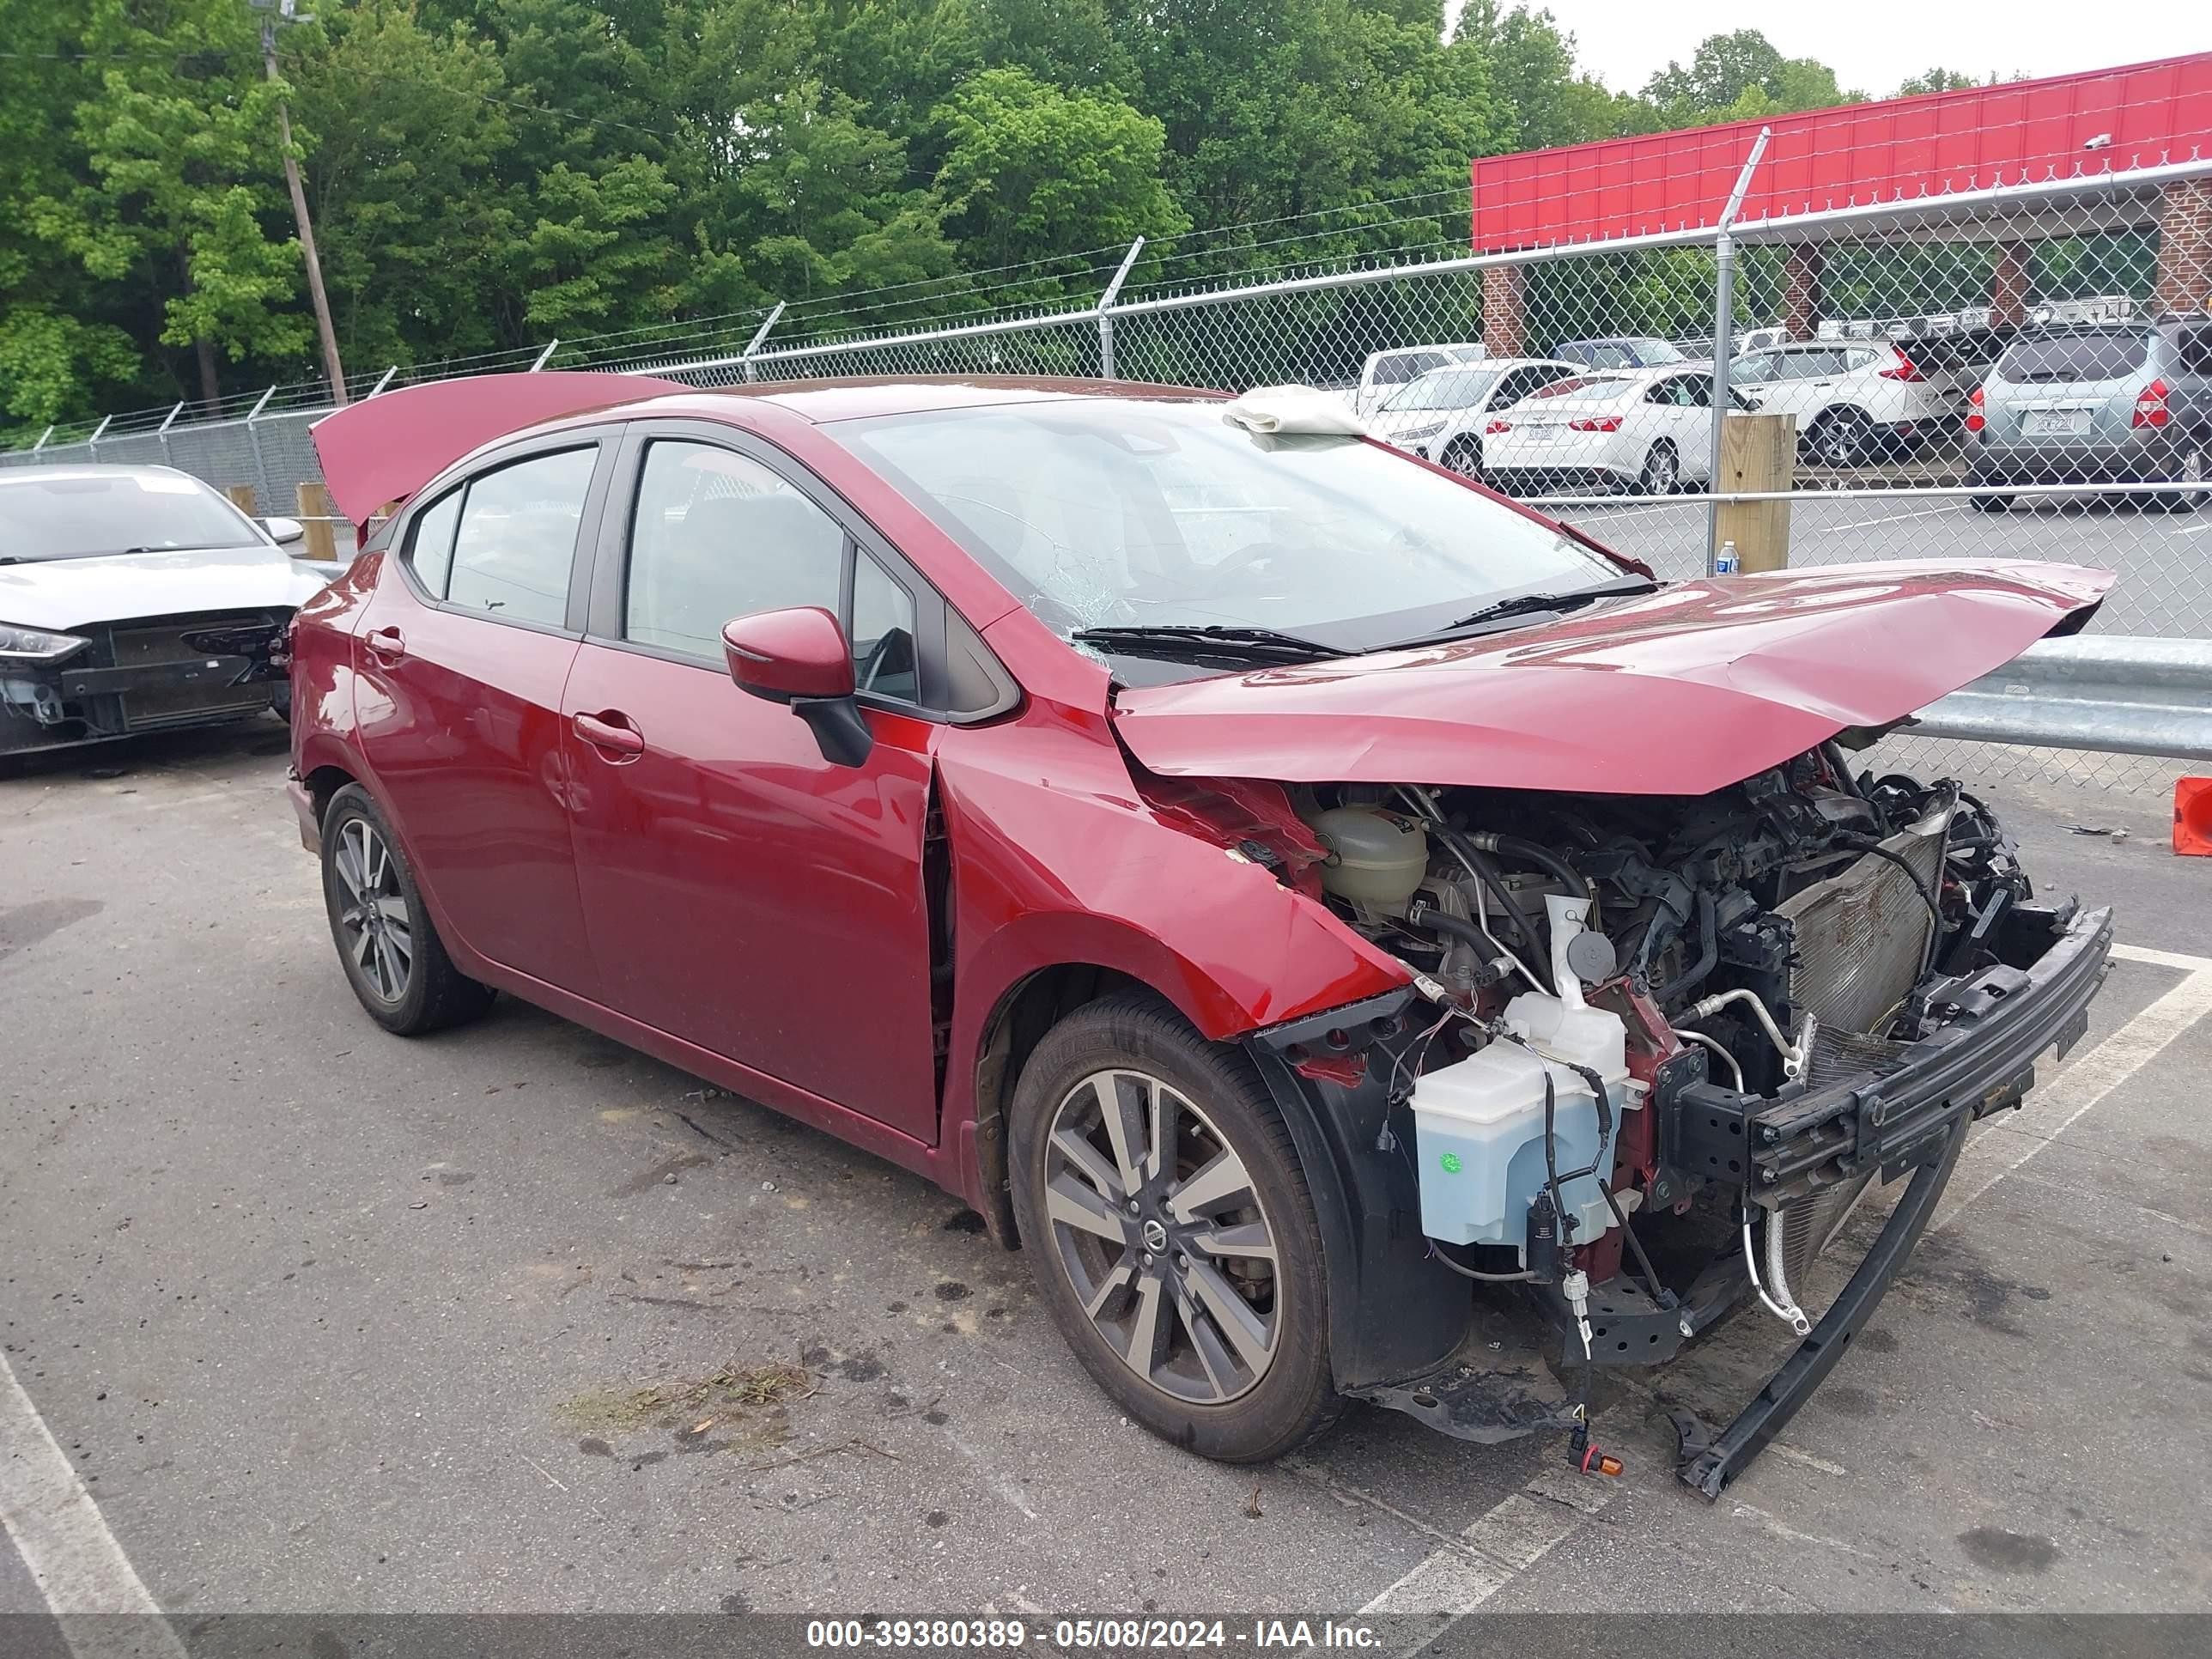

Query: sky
1510,1,2212,100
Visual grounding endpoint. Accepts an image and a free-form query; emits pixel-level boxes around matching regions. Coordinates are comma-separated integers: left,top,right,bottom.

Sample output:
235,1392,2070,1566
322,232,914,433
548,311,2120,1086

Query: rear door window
1996,331,2152,384
445,447,597,627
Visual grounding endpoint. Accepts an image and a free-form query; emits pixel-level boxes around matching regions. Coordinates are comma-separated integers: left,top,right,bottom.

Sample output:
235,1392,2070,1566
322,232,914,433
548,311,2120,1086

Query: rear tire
1806,407,1875,469
1636,441,1680,495
1968,491,2013,512
1440,436,1484,481
1007,994,1341,1463
2146,442,2207,513
320,784,495,1036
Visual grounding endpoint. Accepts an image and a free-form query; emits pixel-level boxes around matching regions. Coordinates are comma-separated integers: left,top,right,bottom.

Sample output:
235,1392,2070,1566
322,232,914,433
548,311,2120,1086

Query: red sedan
289,373,2112,1492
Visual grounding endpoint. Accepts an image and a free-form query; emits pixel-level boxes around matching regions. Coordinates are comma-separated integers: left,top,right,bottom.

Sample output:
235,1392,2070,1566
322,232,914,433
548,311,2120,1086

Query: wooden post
1713,412,1796,572
295,482,339,562
222,484,258,514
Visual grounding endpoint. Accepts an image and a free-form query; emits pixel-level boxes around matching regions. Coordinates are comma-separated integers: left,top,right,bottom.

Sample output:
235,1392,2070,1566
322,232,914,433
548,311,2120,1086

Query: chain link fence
9,152,2209,798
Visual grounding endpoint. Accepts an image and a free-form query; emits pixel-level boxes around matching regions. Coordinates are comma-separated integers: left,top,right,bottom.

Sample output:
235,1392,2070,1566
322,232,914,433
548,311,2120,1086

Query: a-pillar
1783,245,1822,340
1482,264,1528,357
1990,240,2033,329
2153,175,2212,317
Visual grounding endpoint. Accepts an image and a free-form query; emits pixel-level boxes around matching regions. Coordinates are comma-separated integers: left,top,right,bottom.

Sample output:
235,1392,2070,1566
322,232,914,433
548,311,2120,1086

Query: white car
1727,340,1957,467
1484,366,1736,495
1368,358,1581,475
1351,343,1489,419
0,465,344,757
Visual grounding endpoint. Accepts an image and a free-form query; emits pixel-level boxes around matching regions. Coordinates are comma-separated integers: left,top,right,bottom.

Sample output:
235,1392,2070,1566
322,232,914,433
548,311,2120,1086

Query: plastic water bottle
1715,539,1739,575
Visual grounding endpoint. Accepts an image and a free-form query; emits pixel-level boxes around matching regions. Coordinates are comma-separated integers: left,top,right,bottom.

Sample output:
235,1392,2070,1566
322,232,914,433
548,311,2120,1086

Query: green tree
1454,3,1638,150
291,2,520,369
933,69,1188,306
1644,29,1860,126
26,0,312,406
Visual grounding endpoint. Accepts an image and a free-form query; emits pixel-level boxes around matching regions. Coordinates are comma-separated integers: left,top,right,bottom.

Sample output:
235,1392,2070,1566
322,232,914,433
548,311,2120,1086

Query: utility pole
254,0,347,404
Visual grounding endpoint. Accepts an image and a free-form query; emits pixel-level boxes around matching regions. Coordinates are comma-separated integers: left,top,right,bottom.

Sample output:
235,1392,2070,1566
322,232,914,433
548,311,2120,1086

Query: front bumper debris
1349,902,2113,1492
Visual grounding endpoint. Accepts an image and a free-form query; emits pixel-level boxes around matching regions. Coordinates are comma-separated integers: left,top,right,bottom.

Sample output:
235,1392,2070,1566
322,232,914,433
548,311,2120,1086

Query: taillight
1964,385,1985,433
1568,416,1623,433
1878,350,1924,382
2134,379,2172,428
1485,419,1511,434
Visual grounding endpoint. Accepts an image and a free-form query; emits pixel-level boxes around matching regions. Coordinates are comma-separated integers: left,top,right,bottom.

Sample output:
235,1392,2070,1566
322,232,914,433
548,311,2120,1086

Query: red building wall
1471,53,2212,254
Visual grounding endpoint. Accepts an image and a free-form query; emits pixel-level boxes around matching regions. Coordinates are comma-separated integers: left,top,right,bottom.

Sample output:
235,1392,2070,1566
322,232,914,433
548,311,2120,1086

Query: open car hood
1108,560,2112,796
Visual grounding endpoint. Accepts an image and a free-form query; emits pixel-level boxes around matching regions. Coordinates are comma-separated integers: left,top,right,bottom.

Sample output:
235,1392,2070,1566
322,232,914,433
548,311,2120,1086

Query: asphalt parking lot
3,720,2209,1622
1554,495,2212,635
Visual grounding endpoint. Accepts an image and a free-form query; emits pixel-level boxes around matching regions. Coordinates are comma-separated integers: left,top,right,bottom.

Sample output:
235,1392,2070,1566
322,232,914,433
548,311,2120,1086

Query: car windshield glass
833,401,1624,649
1996,331,2152,383
1383,368,1499,411
1631,339,1686,364
1526,375,1627,401
0,471,259,561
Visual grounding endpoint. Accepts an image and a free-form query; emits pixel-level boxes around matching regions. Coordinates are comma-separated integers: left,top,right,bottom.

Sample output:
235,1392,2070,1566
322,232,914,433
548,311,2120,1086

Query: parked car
291,371,2111,1488
1551,337,1689,370
1483,366,1742,494
1966,319,2212,511
1350,343,1488,419
0,465,340,758
1370,358,1580,474
1727,341,1958,467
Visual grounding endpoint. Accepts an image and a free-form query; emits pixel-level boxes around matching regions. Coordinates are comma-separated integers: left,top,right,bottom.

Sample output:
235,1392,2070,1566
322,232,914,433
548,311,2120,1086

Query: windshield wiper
1071,623,1346,665
1384,575,1658,648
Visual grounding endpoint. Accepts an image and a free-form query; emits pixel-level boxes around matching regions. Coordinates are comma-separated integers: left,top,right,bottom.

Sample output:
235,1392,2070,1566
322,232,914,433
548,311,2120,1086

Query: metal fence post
529,339,561,372
366,365,398,398
31,425,54,453
740,304,785,383
244,383,277,513
84,414,112,462
155,400,185,465
1708,126,1771,574
1097,237,1146,380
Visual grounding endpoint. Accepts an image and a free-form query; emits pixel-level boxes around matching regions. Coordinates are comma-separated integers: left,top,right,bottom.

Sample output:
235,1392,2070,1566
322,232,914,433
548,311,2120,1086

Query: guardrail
1908,637,2212,763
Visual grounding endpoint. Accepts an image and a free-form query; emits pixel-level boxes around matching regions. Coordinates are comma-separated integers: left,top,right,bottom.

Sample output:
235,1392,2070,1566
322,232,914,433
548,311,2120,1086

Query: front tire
1007,994,1340,1462
320,784,494,1036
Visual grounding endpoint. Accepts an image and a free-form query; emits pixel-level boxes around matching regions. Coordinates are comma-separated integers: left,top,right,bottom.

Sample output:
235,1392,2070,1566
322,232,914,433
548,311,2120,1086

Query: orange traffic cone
2175,777,2212,857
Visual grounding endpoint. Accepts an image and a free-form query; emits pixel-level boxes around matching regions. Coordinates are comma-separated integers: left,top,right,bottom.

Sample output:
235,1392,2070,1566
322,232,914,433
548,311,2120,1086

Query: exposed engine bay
1247,740,2101,1486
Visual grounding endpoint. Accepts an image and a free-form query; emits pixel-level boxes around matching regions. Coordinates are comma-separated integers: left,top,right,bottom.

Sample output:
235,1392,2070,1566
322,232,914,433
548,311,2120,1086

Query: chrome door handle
364,626,406,664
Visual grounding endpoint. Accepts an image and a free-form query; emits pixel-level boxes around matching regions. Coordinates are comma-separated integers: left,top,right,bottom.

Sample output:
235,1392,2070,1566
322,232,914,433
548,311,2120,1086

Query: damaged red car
287,373,2113,1495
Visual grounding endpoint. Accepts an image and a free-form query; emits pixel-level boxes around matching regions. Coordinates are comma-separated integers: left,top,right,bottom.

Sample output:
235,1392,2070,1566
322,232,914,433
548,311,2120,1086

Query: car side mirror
263,515,307,546
721,606,872,767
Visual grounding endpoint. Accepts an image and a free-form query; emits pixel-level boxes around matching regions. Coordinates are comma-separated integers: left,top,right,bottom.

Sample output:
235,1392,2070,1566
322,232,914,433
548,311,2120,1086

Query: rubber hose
1651,888,1719,1004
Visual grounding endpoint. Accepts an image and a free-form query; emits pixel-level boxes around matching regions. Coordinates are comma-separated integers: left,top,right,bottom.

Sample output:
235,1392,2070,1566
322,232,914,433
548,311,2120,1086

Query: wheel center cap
1139,1218,1169,1253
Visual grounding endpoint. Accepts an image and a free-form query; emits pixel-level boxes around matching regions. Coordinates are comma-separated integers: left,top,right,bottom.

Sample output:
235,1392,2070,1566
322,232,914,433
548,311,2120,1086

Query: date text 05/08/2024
805,1619,1383,1649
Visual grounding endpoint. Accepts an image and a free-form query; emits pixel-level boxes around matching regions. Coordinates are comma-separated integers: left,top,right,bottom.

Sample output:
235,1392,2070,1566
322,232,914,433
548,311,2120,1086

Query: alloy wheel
1642,445,1678,494
1041,1068,1281,1404
332,818,413,1003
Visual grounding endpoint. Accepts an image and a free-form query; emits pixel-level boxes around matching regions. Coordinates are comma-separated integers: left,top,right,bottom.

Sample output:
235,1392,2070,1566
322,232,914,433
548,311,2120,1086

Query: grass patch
552,1360,817,1441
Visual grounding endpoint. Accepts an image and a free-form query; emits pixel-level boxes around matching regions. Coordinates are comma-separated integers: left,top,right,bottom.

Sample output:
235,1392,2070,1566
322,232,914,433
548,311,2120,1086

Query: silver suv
1967,319,2211,512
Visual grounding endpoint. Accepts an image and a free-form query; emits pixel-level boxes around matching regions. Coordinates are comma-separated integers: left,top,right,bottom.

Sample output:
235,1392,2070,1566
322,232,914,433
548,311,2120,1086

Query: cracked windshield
835,401,1622,657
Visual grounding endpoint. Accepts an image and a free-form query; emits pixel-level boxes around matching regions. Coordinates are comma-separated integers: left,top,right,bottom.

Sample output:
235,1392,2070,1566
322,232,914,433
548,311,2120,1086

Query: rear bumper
288,774,321,856
1972,434,2190,485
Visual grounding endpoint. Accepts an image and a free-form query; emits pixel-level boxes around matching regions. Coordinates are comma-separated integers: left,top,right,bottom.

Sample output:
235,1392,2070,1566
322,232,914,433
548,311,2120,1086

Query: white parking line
1814,504,1954,532
1936,945,2212,1233
0,1350,184,1656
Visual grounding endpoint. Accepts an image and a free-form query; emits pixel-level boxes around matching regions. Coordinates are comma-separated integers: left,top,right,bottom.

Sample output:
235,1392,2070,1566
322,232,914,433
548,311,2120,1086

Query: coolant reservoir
1307,806,1428,913
1412,892,1636,1255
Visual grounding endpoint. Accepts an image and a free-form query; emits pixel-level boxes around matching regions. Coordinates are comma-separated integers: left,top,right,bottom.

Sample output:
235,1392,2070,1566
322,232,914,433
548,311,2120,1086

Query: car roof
644,374,1228,425
0,463,213,488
